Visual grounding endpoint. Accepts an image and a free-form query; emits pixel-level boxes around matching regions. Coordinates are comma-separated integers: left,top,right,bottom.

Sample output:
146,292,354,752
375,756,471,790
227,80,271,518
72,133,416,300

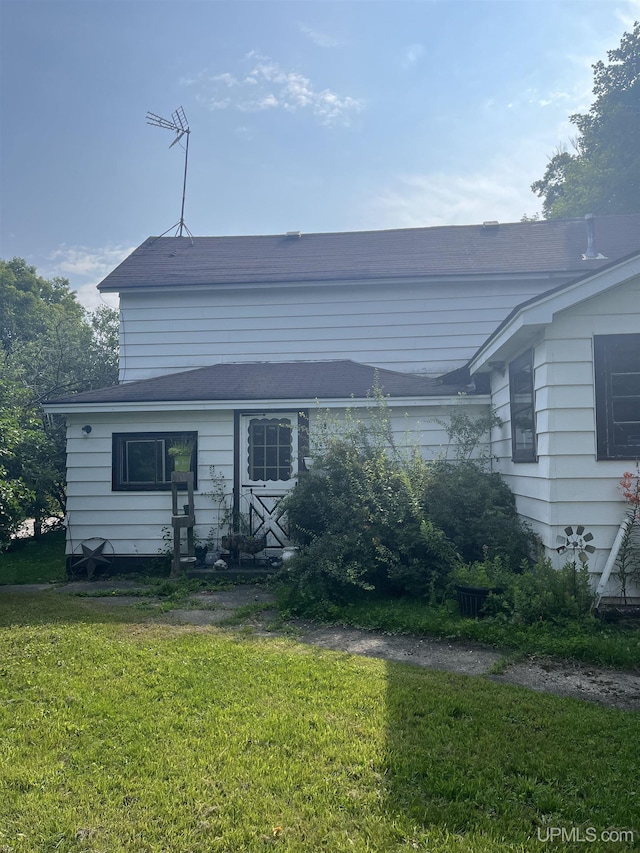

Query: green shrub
456,552,596,624
281,393,541,612
503,555,596,623
0,528,66,584
452,554,516,590
424,460,536,565
282,393,469,608
283,431,460,608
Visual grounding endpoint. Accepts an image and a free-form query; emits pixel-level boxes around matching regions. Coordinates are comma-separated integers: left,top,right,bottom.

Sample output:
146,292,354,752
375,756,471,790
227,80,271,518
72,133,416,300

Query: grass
0,592,638,852
0,530,66,585
2,533,639,671
300,598,640,671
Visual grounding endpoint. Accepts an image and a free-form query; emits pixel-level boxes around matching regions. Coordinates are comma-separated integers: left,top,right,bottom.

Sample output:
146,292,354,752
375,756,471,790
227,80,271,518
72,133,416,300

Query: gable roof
46,360,471,408
98,215,640,292
469,250,640,372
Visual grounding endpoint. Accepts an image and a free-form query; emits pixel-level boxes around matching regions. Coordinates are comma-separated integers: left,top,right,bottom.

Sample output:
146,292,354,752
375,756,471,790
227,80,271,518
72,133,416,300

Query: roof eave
44,394,491,415
469,251,640,373
98,269,581,294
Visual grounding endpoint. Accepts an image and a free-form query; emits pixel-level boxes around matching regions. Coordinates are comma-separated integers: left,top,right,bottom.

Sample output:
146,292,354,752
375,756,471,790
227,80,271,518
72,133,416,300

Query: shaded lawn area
0,530,66,585
0,593,637,852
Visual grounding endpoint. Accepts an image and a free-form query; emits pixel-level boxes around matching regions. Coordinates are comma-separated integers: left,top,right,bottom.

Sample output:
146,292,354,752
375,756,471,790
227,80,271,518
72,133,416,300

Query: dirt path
5,582,639,711
287,623,640,711
162,586,640,712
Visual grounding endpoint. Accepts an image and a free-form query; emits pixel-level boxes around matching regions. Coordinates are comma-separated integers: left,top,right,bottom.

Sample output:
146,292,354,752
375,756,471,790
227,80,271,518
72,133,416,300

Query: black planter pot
455,584,491,619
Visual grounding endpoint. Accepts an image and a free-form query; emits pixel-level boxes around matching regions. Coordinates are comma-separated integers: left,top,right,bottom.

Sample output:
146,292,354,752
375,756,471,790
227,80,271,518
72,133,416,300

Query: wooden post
171,471,195,578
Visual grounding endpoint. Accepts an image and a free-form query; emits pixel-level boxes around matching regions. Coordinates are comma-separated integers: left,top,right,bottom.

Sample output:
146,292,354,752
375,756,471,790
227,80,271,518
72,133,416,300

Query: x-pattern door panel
247,492,290,548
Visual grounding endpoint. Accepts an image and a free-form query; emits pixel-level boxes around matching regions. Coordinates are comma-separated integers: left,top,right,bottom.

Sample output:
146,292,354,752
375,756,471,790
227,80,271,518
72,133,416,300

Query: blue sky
1,0,638,309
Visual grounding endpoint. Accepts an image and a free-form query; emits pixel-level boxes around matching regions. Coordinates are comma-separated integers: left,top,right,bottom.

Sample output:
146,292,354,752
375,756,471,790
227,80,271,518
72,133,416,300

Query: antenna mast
146,106,193,238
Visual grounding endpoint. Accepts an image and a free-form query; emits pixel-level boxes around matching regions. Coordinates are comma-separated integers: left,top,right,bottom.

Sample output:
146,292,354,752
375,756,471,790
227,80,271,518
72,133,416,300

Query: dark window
594,334,640,460
509,348,537,462
112,432,197,490
248,418,292,481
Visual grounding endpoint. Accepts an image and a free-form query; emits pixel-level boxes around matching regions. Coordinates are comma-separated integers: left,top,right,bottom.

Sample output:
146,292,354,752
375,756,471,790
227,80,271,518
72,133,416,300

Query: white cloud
527,88,574,108
188,55,363,126
234,125,253,140
488,81,589,117
616,0,640,29
212,72,238,87
299,23,341,48
402,43,425,69
46,244,133,311
74,283,119,312
368,173,532,228
361,145,547,230
238,92,279,112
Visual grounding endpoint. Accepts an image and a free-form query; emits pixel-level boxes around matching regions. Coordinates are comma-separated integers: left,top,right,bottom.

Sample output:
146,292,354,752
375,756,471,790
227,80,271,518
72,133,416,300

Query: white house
470,249,640,594
45,214,640,592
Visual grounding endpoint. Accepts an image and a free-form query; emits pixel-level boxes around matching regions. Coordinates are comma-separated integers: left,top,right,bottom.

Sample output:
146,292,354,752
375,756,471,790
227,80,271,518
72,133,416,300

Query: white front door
238,412,300,550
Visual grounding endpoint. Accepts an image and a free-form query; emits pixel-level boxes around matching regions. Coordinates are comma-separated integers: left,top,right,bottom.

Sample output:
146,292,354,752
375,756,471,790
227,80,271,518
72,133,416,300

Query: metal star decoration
74,540,111,579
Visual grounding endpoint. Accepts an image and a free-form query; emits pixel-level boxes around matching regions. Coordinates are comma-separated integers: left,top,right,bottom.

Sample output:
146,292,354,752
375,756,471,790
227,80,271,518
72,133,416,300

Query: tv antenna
146,106,193,239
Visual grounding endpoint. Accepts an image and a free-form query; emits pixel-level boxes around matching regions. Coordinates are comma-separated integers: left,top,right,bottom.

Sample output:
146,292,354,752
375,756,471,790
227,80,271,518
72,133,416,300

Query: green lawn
4,533,639,672
0,593,637,852
0,529,66,585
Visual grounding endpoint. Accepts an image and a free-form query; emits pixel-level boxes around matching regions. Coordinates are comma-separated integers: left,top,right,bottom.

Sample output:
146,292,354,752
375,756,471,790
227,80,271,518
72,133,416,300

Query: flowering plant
615,463,640,602
620,466,640,512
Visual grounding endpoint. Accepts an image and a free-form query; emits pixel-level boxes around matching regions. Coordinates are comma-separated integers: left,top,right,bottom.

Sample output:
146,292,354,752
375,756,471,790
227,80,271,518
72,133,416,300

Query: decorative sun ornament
555,525,596,564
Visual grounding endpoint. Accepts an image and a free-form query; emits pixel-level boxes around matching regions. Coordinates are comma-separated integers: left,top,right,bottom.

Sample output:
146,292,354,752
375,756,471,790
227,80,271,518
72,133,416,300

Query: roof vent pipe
583,214,606,260
584,214,597,258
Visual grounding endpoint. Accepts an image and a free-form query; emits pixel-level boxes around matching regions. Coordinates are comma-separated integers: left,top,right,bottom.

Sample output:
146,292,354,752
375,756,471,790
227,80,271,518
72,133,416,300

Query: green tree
0,259,118,545
531,22,640,218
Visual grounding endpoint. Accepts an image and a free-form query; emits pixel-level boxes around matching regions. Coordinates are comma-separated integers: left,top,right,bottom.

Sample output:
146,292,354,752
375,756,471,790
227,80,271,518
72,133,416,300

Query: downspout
594,519,627,604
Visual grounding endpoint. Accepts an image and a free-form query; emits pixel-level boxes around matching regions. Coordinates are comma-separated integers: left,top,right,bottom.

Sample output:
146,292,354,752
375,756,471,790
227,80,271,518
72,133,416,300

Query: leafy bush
451,550,596,623
424,460,535,565
452,553,515,590
281,393,534,611
504,555,595,623
283,429,460,609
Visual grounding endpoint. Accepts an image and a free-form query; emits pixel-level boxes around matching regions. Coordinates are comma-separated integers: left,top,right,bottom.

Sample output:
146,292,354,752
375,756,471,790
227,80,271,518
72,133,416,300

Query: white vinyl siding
65,411,233,558
63,399,491,558
117,277,569,382
491,274,640,589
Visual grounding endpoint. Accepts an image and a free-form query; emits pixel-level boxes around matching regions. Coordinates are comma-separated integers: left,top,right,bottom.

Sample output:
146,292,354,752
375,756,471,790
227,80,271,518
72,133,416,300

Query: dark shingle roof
99,216,640,291
47,360,468,406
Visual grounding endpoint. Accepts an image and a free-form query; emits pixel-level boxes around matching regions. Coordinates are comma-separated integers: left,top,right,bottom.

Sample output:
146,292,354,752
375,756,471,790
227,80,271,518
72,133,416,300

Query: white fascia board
470,254,640,373
105,271,567,296
44,395,491,416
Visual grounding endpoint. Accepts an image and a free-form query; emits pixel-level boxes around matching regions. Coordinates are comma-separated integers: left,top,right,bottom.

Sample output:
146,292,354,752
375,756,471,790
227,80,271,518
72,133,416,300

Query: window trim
112,431,198,491
509,348,537,463
594,333,640,460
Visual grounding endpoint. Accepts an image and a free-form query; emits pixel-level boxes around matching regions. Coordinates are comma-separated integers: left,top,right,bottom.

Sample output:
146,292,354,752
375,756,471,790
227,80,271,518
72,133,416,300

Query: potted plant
452,555,507,619
168,438,195,472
